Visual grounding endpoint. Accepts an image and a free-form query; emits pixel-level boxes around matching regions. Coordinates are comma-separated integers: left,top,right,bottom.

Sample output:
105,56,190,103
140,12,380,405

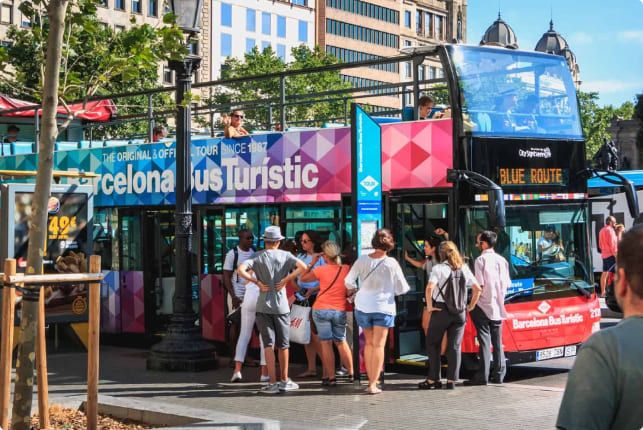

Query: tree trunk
11,0,68,428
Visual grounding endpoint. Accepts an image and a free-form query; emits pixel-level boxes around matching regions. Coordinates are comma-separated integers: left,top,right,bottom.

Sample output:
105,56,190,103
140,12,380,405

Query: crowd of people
221,224,513,394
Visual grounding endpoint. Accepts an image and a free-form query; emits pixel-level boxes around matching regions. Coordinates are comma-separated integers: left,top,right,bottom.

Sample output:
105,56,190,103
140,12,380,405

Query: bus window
93,208,115,270
449,45,582,139
225,206,278,250
284,205,341,246
463,205,593,301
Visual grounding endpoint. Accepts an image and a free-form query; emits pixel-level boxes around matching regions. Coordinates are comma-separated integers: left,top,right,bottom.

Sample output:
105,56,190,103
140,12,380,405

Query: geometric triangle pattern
120,270,145,333
200,274,226,342
100,270,122,333
382,119,453,190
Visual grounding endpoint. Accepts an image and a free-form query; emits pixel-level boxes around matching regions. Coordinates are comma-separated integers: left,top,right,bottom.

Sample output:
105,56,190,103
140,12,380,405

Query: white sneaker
260,375,271,383
230,371,243,382
279,378,299,392
261,382,281,394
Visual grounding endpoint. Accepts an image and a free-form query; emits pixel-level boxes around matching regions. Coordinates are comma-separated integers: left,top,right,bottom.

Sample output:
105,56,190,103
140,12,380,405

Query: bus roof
588,170,643,188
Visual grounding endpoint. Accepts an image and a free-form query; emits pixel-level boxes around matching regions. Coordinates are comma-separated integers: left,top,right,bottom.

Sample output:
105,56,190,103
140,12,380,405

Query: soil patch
30,404,152,429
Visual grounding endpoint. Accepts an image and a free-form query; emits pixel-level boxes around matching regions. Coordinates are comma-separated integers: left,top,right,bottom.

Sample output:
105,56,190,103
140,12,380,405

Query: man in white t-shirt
223,229,256,359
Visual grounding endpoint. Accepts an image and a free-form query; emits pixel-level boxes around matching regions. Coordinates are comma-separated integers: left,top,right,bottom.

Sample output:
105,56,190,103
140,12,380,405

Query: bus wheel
460,353,480,379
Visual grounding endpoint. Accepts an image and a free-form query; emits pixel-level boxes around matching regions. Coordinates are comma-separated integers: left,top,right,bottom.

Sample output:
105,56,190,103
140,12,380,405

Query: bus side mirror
488,188,506,228
624,181,640,219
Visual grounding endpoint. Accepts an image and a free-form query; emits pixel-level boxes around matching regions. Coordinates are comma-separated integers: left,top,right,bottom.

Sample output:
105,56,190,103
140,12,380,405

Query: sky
466,0,643,107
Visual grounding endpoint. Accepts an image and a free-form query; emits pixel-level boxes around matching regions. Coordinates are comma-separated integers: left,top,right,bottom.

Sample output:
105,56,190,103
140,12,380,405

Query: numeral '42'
48,215,77,239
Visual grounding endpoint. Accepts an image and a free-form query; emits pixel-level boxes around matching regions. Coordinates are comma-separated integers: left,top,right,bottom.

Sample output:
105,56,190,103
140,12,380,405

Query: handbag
289,303,312,344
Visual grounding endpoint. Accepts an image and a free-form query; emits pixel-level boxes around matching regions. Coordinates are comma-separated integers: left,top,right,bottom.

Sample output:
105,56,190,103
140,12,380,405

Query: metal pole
344,99,348,125
147,94,155,143
267,104,273,130
147,54,216,372
280,75,286,130
412,56,423,120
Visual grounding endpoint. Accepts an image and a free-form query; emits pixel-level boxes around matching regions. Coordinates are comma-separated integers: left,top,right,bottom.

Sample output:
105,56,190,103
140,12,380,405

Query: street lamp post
147,0,216,372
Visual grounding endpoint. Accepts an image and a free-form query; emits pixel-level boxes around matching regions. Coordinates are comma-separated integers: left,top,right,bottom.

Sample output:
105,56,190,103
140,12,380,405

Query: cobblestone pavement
40,346,567,430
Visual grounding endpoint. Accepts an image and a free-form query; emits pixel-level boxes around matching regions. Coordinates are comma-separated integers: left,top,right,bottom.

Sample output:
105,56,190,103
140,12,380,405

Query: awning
0,95,116,122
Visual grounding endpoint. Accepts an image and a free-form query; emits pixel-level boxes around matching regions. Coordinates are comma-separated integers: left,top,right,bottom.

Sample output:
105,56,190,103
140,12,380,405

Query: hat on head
262,225,284,242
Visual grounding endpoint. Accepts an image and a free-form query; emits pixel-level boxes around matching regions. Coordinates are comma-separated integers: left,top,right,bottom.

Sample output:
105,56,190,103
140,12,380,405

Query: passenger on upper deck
223,109,250,138
418,96,435,120
4,124,19,143
152,124,168,142
494,90,530,133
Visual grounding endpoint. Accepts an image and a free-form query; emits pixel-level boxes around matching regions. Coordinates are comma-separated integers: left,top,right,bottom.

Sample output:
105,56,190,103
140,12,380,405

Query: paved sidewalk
41,346,564,429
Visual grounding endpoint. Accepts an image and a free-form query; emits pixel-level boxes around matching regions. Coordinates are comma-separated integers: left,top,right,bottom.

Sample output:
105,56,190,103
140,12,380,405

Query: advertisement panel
1,184,94,323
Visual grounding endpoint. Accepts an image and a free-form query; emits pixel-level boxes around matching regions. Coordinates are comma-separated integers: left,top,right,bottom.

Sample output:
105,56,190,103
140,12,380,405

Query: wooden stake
86,256,101,430
0,259,16,430
36,286,50,429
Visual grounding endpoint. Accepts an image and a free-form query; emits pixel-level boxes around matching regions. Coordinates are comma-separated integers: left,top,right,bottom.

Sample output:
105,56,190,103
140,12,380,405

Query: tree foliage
211,45,352,129
577,91,635,160
0,0,187,136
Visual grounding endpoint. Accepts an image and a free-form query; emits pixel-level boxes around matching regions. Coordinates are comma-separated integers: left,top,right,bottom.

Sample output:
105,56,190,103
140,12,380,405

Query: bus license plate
536,347,564,361
564,345,577,357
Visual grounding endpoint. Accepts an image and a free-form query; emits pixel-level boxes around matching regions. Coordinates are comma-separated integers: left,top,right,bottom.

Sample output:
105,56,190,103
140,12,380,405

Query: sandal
366,386,382,395
418,379,442,390
347,374,355,383
328,379,337,387
321,378,330,386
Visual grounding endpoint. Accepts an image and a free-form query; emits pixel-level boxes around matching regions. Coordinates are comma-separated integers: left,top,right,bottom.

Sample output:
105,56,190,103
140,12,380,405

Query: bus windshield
463,205,593,301
448,45,582,139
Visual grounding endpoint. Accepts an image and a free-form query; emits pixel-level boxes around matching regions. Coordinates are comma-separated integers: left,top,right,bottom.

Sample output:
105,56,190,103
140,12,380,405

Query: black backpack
437,268,468,314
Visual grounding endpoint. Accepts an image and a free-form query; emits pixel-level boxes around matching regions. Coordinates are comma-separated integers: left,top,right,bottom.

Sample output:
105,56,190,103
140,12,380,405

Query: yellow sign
48,215,77,240
499,168,565,186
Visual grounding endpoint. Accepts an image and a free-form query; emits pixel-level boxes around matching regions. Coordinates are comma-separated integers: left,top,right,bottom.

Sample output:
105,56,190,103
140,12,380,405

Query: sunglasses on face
301,239,311,244
232,114,244,119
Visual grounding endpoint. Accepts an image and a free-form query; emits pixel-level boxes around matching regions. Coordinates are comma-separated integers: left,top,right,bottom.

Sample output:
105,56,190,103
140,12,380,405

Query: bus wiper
505,286,541,302
569,280,592,298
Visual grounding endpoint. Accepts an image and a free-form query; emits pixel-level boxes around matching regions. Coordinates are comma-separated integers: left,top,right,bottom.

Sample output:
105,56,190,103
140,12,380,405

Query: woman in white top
420,241,481,390
345,228,410,394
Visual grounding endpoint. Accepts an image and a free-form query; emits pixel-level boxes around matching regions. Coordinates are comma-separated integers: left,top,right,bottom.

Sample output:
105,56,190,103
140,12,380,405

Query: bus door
387,194,450,366
141,210,176,335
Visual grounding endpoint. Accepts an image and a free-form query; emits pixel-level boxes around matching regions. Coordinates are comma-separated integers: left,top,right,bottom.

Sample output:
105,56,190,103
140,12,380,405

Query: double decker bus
1,43,636,370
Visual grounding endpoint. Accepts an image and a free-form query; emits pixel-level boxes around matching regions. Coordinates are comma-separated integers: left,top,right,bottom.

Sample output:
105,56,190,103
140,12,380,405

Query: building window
148,0,157,16
163,66,173,84
298,20,308,43
245,38,255,53
261,41,271,52
246,8,256,32
404,62,411,78
429,66,437,80
415,10,422,34
1,3,12,23
262,12,271,35
115,0,124,10
277,15,286,38
424,12,432,38
221,33,232,57
131,0,141,13
292,0,307,5
435,15,444,40
404,10,411,28
277,44,286,61
221,3,232,27
20,12,30,27
325,19,398,48
115,25,125,33
98,0,108,7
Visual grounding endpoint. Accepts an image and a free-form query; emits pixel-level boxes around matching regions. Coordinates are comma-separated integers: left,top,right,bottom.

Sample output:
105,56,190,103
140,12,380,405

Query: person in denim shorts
300,241,353,386
345,228,410,394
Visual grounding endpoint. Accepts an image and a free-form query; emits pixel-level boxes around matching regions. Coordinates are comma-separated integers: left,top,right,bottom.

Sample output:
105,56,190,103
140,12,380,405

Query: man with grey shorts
237,226,308,393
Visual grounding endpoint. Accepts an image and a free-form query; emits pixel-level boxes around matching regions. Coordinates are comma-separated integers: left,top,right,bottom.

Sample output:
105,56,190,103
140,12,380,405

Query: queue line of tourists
226,224,511,394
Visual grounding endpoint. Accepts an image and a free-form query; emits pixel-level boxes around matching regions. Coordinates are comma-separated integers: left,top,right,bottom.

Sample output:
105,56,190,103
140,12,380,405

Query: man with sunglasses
557,225,643,430
223,109,250,138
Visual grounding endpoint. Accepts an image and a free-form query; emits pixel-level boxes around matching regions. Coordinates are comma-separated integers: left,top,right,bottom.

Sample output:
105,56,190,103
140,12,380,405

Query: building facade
317,0,467,110
209,0,316,81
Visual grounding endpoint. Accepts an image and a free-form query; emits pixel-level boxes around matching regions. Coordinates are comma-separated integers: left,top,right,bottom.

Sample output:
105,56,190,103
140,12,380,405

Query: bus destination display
499,168,567,186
